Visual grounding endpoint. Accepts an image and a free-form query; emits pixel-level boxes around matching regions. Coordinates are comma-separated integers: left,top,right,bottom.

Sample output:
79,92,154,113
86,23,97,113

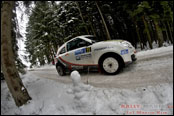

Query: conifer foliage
25,1,173,67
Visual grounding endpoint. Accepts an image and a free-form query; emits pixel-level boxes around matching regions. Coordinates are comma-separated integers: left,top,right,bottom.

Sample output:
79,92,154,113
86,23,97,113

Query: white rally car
55,35,136,76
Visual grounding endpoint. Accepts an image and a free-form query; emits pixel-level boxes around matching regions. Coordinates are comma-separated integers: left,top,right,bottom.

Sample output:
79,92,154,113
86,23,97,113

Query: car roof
65,35,94,44
57,35,94,55
76,35,95,38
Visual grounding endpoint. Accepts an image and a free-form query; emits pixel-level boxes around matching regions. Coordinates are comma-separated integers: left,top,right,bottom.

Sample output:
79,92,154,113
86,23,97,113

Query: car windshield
85,36,99,43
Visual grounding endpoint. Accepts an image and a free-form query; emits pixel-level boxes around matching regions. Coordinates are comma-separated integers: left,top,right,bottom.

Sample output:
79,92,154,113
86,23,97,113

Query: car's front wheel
56,65,65,76
99,54,123,75
1,72,5,80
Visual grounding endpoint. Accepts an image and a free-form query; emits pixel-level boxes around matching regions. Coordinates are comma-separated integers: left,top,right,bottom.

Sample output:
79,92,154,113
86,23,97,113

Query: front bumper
131,54,137,61
124,53,137,66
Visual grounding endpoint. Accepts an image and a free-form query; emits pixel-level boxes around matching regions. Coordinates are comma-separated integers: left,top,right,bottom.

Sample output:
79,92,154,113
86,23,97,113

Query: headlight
121,41,132,48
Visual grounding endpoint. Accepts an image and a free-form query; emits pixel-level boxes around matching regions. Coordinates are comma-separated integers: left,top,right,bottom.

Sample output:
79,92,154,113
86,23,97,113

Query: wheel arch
56,60,66,76
56,60,65,68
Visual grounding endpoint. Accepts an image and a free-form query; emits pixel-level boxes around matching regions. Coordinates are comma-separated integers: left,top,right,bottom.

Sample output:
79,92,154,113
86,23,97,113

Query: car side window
67,38,91,52
59,47,66,54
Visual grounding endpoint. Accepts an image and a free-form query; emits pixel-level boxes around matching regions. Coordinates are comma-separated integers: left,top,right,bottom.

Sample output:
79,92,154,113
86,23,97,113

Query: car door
61,38,93,66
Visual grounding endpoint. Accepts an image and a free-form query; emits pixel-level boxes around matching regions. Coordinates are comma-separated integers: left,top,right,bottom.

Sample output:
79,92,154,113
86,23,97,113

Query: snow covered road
1,46,173,115
28,46,173,89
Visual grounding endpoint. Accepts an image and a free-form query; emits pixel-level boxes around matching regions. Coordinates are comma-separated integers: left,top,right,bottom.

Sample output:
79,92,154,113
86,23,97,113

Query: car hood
104,40,125,42
92,39,125,46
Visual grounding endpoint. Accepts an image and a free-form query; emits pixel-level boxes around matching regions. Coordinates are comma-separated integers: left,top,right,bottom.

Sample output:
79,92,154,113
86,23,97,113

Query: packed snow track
28,46,173,89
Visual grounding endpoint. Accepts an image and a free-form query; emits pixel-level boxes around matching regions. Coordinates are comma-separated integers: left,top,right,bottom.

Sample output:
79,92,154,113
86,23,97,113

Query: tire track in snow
28,50,173,89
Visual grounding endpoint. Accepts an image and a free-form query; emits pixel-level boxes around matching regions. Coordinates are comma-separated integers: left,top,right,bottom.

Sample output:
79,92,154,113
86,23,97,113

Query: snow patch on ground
1,46,173,115
28,64,55,70
1,70,173,115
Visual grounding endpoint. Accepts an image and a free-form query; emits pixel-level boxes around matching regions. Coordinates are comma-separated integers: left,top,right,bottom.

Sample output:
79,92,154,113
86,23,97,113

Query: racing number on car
75,47,91,55
86,47,91,53
75,47,91,60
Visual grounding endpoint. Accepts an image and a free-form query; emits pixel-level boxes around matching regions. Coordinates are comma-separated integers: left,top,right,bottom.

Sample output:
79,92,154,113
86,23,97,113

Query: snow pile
1,72,74,115
68,71,173,115
1,71,173,115
1,46,173,115
69,71,93,113
70,70,92,91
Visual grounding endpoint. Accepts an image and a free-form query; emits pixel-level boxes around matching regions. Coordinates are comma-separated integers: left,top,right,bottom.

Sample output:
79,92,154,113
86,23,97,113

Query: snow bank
1,46,173,115
28,64,55,70
69,71,173,115
136,45,173,58
70,71,93,113
136,41,172,52
1,70,173,115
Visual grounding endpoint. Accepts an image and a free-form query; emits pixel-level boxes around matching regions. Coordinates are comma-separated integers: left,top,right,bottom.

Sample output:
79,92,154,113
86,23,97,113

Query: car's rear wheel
99,54,123,75
56,65,65,76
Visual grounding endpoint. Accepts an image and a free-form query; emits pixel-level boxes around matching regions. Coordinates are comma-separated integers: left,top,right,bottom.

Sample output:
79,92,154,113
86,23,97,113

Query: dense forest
25,1,173,67
1,1,173,107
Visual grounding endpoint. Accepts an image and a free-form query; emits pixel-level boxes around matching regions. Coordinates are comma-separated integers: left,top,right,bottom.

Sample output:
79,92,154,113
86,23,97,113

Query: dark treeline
25,1,173,67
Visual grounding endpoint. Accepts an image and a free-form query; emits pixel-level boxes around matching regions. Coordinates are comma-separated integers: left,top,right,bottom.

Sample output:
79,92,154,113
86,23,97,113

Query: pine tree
25,1,173,68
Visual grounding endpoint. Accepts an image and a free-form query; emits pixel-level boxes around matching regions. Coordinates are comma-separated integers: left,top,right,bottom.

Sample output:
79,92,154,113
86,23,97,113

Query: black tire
56,65,66,76
99,54,123,75
1,73,5,80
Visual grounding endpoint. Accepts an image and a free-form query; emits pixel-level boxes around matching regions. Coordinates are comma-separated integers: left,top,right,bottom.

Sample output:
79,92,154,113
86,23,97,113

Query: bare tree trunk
87,15,97,37
163,21,170,43
167,21,173,43
1,1,31,107
75,2,89,35
95,2,111,40
48,43,56,64
142,15,153,49
134,21,143,49
153,20,164,47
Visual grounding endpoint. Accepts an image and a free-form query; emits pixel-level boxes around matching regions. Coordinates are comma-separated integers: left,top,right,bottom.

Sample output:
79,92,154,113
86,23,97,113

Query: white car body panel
56,35,136,69
59,46,94,65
